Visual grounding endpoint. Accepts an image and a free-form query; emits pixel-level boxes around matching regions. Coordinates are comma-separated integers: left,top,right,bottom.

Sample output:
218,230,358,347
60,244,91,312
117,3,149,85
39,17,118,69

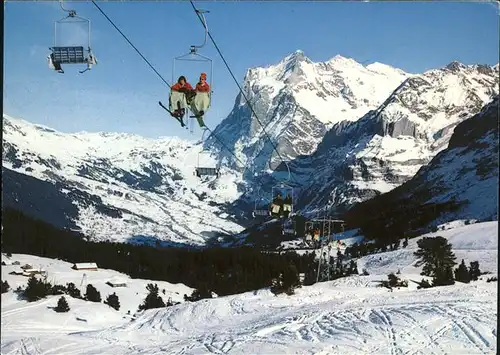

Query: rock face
344,96,499,240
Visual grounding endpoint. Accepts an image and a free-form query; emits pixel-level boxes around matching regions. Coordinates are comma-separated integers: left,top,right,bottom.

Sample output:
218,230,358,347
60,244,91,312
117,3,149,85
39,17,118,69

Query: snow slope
358,220,498,277
1,253,194,315
2,221,497,354
2,115,245,245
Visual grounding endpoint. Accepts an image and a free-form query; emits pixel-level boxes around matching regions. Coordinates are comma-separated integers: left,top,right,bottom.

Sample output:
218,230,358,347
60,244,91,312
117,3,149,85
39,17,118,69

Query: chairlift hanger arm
58,0,89,22
268,158,291,183
59,0,76,16
190,9,209,52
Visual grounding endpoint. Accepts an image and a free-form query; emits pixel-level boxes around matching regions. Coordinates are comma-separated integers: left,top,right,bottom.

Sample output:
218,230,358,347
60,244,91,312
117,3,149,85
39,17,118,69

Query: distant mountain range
3,51,498,245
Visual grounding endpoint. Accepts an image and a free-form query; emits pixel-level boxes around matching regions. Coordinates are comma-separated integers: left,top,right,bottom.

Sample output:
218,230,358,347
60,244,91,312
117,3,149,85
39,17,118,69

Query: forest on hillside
1,207,319,296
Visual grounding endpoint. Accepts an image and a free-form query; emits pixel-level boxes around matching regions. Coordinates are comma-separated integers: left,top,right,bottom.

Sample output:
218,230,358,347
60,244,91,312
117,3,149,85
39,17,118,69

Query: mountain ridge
2,52,498,245
343,95,499,241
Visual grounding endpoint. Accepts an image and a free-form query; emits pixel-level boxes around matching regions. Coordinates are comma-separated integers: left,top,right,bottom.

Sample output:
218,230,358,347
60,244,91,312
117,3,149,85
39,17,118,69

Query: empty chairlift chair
252,197,271,218
195,166,220,177
48,5,97,74
282,219,296,236
194,148,220,178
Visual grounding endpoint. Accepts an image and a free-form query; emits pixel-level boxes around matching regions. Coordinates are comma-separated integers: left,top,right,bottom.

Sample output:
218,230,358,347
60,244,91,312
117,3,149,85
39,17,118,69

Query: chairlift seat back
51,46,86,64
195,167,219,176
253,209,269,216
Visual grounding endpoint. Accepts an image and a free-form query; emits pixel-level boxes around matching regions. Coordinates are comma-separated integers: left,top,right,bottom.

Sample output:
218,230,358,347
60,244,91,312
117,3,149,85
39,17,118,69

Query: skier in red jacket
190,73,212,127
169,76,195,118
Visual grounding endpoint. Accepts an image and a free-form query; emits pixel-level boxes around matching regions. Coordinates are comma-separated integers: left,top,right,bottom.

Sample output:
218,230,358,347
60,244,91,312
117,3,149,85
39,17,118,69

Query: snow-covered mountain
3,52,498,245
344,95,499,237
2,115,245,246
206,51,409,174
207,51,498,213
297,62,498,212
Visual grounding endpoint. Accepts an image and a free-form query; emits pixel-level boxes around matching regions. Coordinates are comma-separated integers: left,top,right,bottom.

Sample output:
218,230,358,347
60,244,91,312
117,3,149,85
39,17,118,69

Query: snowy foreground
1,221,498,354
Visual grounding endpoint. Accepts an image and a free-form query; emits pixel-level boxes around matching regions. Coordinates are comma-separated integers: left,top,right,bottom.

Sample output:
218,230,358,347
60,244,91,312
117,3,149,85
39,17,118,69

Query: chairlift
252,189,271,218
170,9,213,130
303,218,345,248
194,129,220,178
48,1,97,74
270,182,294,218
268,159,294,218
282,218,296,236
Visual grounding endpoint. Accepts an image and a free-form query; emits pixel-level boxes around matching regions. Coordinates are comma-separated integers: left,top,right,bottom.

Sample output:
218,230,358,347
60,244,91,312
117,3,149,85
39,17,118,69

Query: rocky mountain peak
445,60,468,72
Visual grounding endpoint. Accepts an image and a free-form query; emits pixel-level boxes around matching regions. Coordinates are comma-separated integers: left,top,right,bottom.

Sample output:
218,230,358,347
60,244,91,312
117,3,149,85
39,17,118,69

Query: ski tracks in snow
2,285,497,354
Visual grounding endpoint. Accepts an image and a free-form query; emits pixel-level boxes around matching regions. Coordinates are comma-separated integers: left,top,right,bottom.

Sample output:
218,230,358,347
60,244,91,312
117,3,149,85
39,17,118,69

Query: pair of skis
158,101,205,129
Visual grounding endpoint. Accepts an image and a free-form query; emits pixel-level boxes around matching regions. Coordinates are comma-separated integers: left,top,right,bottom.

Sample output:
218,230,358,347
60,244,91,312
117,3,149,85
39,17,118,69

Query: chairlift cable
91,0,294,220
189,0,304,221
90,0,171,89
188,0,298,185
189,1,305,223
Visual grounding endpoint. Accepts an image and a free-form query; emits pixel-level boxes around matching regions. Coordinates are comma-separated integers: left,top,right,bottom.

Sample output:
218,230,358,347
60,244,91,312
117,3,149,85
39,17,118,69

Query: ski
158,101,186,128
190,114,206,128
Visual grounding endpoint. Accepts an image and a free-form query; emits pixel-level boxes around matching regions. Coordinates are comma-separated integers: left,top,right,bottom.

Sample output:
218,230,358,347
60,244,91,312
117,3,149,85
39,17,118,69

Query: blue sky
4,1,499,141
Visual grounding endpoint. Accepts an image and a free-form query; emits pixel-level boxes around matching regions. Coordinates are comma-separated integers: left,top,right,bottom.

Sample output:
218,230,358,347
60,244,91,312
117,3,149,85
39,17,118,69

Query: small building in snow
106,280,127,288
20,264,33,270
72,262,98,271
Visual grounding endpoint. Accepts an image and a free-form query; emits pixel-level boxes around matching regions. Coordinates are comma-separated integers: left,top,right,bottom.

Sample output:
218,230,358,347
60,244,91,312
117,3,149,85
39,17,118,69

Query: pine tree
166,297,174,307
454,259,470,283
433,266,455,286
469,261,481,281
66,282,82,299
282,263,300,292
271,263,300,295
104,293,120,311
24,275,50,302
51,284,67,295
402,238,408,248
84,284,101,302
302,267,317,286
348,260,358,275
414,236,457,282
388,273,398,287
138,283,165,310
186,283,213,302
1,280,10,293
54,296,70,313
350,244,359,258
